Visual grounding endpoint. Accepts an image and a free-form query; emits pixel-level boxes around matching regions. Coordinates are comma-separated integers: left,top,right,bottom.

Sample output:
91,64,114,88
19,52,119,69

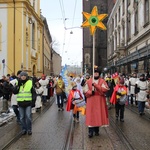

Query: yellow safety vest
17,80,32,102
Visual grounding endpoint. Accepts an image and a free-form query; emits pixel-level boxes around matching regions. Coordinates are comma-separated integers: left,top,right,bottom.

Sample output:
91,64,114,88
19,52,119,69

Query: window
127,13,131,40
118,27,120,46
32,23,35,49
134,2,138,34
33,0,35,9
122,0,125,15
112,37,114,53
112,18,114,30
127,0,130,6
115,14,117,27
144,0,149,24
119,7,120,21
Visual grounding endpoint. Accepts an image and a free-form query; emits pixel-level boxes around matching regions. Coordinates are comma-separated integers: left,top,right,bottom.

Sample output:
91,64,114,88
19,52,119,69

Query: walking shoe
28,131,32,135
61,108,64,111
75,118,79,123
88,132,93,138
95,132,99,136
21,130,27,135
58,108,61,111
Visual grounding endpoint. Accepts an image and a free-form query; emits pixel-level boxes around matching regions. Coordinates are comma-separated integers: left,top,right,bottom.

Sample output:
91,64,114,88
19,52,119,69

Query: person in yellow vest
12,71,33,135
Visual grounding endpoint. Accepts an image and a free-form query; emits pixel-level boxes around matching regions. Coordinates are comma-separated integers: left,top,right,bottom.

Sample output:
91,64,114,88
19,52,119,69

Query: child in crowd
66,82,84,123
35,82,44,112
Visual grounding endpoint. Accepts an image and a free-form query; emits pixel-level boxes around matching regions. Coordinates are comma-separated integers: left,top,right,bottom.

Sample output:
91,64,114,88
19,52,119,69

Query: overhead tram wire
59,0,67,58
65,0,77,63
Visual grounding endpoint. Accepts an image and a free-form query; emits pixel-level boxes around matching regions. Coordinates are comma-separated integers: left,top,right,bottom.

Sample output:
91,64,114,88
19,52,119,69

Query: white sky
40,0,83,66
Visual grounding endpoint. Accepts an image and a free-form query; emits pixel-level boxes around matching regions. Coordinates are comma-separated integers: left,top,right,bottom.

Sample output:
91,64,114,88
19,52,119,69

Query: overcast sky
40,0,83,66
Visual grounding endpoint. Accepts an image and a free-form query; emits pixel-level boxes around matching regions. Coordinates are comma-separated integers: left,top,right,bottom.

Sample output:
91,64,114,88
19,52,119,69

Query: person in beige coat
54,75,65,111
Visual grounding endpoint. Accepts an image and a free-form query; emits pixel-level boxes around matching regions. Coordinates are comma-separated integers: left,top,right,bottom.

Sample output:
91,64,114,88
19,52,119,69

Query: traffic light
2,59,5,63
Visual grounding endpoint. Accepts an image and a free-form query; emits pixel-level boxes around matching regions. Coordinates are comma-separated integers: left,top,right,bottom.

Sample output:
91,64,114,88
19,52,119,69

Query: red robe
110,84,127,104
85,78,109,127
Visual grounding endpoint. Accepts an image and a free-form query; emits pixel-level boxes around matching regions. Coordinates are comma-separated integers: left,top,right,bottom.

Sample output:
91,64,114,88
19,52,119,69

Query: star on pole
81,6,108,35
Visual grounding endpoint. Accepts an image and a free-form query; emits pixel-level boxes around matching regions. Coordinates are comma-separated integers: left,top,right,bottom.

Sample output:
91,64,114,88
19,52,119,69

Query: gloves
92,91,95,95
17,80,22,87
117,92,122,96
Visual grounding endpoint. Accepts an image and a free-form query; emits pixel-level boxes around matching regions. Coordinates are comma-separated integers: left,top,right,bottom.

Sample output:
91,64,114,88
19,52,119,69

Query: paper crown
71,82,77,88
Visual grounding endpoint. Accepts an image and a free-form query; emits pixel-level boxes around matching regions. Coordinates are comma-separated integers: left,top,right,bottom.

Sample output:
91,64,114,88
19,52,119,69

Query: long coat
84,78,109,127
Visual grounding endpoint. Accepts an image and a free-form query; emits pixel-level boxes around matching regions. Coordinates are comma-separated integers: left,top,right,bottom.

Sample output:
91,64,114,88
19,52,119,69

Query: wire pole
92,33,95,91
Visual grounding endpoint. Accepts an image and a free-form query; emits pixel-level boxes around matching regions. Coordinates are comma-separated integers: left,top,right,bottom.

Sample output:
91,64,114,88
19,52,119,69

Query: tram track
108,115,135,150
2,97,55,150
108,105,150,150
62,114,74,150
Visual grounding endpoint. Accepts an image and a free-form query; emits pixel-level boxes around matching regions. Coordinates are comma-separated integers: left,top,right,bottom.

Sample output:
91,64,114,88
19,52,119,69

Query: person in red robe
110,77,127,122
83,66,109,138
66,82,84,122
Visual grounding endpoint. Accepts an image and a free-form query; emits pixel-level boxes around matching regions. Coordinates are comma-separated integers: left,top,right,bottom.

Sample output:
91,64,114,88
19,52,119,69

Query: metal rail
2,98,55,150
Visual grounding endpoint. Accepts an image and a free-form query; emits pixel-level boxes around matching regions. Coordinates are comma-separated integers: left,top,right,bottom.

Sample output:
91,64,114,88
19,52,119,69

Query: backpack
31,87,37,107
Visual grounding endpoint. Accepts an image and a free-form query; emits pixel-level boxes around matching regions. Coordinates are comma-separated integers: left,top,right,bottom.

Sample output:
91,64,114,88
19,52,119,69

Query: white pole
93,33,95,78
92,33,95,90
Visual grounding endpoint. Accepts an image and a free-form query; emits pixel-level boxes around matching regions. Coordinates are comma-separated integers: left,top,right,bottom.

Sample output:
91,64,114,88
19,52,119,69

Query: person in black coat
105,73,116,109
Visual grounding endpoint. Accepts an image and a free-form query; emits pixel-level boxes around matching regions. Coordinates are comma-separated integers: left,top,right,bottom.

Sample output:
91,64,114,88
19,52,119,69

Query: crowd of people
0,68,150,138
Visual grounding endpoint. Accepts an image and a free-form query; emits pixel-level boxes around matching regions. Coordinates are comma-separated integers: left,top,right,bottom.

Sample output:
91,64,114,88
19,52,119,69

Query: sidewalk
0,99,15,127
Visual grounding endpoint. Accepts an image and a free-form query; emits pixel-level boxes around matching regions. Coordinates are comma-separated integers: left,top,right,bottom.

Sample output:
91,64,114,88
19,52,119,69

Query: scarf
57,79,63,89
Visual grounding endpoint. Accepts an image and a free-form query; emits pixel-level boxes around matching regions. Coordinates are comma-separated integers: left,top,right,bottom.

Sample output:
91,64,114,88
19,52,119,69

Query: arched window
32,23,35,49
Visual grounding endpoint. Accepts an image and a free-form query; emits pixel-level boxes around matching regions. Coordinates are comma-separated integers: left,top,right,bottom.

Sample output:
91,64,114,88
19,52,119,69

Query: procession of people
0,66,150,139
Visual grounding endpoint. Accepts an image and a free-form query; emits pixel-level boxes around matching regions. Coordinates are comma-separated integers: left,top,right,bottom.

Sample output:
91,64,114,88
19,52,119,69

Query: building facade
0,0,43,77
107,0,150,74
52,50,61,76
41,15,53,76
82,0,108,74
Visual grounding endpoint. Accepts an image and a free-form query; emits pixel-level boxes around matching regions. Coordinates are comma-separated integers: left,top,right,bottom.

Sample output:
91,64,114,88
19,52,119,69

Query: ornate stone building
107,0,150,74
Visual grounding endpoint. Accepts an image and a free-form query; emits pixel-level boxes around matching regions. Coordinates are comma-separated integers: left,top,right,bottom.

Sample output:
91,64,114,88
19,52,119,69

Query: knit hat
20,71,28,77
140,74,145,77
119,77,124,84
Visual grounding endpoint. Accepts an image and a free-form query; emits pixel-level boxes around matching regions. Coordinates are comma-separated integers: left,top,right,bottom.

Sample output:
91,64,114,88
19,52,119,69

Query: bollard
1,99,9,113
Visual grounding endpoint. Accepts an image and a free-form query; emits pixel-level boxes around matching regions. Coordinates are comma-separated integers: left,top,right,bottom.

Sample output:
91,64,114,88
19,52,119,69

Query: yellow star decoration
81,6,108,35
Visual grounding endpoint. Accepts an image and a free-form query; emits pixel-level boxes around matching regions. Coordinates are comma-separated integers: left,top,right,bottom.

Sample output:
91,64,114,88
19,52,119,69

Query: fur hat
71,82,77,89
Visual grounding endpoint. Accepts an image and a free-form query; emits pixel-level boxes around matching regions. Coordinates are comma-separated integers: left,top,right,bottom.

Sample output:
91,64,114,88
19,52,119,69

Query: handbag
118,95,127,105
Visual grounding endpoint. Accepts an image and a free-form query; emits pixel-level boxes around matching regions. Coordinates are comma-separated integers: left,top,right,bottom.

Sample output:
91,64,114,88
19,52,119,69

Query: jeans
19,106,32,131
138,101,145,113
130,94,138,105
12,105,20,121
57,94,64,108
42,96,47,103
115,103,125,119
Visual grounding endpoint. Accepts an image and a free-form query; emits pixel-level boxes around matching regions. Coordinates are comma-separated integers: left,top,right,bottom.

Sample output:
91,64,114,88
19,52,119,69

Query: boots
94,127,99,136
88,127,94,138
